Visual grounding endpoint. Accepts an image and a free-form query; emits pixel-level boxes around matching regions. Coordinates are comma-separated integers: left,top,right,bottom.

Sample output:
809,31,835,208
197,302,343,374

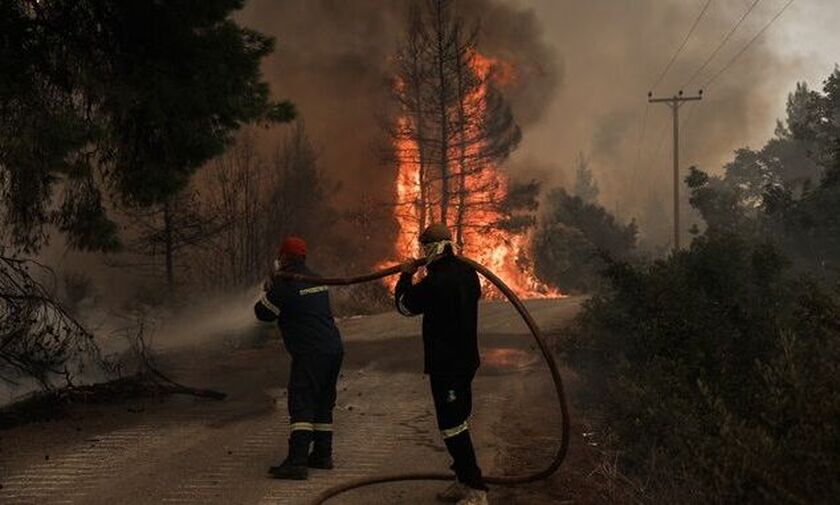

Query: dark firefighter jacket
254,261,343,356
395,253,481,375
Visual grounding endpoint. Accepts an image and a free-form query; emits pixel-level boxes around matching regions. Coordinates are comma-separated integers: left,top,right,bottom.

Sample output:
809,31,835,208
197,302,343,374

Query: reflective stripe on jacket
255,261,343,356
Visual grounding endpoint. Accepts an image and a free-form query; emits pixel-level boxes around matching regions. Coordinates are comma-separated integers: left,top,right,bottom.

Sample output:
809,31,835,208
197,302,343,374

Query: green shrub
534,188,637,293
568,232,840,504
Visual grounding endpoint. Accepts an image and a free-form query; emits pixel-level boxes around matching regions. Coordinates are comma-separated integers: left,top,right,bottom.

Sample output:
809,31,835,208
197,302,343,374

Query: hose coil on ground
276,256,571,504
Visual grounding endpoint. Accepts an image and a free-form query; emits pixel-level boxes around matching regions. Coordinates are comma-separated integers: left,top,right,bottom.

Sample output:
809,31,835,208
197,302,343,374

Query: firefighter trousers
286,352,343,463
430,373,488,491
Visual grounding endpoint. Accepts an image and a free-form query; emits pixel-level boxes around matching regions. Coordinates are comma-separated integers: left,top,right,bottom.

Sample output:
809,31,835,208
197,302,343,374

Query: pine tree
0,0,294,253
573,152,599,204
391,0,521,246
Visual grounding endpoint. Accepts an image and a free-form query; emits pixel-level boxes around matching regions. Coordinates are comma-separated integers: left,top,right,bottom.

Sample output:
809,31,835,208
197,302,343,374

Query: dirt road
0,298,582,505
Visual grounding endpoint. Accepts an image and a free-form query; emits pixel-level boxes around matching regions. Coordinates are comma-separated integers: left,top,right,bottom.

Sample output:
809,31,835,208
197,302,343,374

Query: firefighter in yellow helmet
394,224,489,505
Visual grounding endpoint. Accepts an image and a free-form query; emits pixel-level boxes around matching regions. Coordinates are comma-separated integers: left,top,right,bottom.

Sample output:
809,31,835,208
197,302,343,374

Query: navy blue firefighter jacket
254,261,343,356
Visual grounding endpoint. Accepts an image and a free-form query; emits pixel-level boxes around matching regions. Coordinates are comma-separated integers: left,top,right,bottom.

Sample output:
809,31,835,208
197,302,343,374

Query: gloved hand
400,261,419,275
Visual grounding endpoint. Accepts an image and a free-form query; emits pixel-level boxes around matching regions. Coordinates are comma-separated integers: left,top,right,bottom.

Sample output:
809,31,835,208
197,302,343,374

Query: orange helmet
279,236,307,257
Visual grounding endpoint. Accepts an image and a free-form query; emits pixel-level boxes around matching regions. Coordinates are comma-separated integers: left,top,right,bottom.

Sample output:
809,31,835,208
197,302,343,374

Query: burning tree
389,0,558,297
392,0,521,245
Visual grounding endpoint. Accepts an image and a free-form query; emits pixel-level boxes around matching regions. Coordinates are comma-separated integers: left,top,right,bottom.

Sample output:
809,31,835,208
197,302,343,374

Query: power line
682,0,763,89
650,0,714,92
643,0,712,188
702,0,796,89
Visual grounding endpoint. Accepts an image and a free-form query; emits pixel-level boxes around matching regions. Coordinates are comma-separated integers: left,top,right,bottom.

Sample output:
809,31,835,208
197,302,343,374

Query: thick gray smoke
239,0,828,248
502,0,824,245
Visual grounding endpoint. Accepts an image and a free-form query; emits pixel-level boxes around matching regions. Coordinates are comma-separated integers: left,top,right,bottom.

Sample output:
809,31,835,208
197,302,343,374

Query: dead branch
0,254,226,407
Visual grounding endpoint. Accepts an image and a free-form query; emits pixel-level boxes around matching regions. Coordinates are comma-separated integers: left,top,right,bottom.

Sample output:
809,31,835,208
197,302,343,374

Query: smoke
500,0,826,245
236,0,562,258
131,291,263,352
236,1,403,210
238,0,826,251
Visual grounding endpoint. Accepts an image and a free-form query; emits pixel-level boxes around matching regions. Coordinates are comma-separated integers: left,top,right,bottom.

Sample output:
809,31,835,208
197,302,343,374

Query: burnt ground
0,297,629,505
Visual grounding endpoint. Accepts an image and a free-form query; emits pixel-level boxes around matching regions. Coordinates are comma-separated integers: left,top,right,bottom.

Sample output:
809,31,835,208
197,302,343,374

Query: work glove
400,261,419,275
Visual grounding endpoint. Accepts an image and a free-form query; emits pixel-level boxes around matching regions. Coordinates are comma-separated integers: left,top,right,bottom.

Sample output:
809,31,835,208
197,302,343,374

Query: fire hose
277,256,570,504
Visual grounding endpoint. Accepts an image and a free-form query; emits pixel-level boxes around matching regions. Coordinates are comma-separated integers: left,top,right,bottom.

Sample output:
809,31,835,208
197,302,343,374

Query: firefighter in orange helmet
255,237,344,480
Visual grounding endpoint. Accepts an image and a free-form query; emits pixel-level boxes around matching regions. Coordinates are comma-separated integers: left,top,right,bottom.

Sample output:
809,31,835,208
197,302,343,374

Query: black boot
308,430,334,469
269,430,312,480
443,431,488,491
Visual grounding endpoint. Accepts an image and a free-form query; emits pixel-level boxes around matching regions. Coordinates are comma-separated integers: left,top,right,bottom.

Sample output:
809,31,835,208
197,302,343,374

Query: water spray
276,255,571,504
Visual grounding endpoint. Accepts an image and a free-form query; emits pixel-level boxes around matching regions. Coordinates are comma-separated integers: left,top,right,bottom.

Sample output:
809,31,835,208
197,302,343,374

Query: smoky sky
502,0,822,237
238,0,825,246
236,0,560,207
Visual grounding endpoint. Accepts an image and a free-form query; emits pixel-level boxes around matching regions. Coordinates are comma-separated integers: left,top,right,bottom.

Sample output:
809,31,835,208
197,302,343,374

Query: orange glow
385,51,562,300
482,347,539,370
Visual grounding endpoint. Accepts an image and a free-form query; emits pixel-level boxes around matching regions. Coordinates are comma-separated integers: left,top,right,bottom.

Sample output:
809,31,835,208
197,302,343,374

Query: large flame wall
389,53,561,299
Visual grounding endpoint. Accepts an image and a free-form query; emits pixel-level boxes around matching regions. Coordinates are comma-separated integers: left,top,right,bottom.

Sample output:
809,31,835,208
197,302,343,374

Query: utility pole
648,90,702,250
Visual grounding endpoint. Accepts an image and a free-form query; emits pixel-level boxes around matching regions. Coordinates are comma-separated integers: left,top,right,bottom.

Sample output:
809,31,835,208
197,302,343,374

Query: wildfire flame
387,52,562,300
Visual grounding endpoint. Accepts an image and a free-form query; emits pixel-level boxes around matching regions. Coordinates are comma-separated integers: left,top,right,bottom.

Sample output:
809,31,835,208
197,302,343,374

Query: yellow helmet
419,223,452,244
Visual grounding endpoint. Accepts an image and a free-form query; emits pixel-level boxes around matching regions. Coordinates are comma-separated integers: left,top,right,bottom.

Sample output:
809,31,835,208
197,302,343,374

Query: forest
1,1,838,504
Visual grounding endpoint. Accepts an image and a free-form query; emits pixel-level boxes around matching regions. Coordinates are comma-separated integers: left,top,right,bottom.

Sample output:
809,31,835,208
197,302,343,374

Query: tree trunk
434,0,450,225
454,25,469,249
163,198,174,287
406,3,430,234
413,58,429,233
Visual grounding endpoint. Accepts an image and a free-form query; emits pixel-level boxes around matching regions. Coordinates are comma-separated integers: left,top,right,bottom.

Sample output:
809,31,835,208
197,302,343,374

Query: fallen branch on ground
0,372,225,429
1,253,226,428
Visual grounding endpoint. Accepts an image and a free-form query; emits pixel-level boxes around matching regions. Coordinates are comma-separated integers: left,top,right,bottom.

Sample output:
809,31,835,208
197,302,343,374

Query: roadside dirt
489,361,637,505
